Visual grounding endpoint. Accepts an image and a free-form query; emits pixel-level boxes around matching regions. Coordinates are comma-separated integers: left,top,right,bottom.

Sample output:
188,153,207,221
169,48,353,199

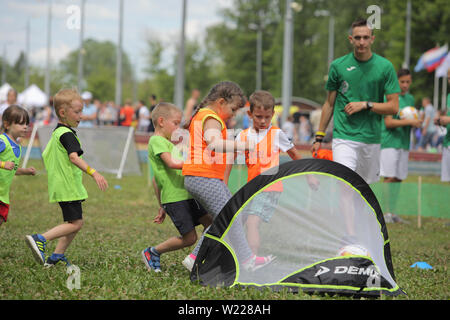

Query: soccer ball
398,106,419,120
338,244,370,257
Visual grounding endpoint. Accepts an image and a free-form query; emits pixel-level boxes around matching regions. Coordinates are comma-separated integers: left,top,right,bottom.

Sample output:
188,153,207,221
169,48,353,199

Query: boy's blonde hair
151,102,181,127
53,88,82,119
249,90,275,112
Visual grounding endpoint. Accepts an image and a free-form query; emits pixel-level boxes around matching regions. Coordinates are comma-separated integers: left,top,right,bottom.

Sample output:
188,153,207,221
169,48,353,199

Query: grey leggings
184,176,253,262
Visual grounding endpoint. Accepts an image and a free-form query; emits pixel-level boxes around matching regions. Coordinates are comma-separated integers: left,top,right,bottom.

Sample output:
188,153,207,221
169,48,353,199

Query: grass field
0,160,448,300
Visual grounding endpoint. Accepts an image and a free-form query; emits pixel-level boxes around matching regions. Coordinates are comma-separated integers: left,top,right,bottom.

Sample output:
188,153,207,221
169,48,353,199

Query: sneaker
242,254,276,272
44,254,71,268
25,234,47,265
141,247,161,272
182,254,196,272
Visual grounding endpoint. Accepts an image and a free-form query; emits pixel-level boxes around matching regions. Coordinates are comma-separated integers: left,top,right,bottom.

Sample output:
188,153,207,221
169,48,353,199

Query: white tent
0,83,13,103
18,84,48,108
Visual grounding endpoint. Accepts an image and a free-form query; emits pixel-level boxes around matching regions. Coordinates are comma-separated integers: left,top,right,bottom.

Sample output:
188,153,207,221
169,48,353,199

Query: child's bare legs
155,214,212,254
246,215,262,255
42,219,83,254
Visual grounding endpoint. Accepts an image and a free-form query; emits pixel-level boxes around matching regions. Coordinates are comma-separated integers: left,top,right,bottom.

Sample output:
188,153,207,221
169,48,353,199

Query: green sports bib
42,126,88,203
0,134,21,204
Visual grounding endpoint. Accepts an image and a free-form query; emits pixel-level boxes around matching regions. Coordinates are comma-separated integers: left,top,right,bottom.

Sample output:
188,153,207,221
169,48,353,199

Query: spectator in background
183,89,200,124
281,114,295,142
79,91,97,127
298,114,312,144
97,101,116,126
417,97,437,151
119,99,135,127
137,100,150,132
148,94,158,133
0,89,18,117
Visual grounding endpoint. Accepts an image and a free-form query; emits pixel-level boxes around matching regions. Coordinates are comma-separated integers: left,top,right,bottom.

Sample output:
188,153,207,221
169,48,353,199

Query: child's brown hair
183,81,246,129
1,105,30,133
53,88,82,120
248,90,275,112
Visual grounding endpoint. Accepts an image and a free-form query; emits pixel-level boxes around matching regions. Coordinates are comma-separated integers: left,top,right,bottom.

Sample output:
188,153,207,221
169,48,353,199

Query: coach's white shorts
380,148,409,181
332,138,381,184
441,146,450,182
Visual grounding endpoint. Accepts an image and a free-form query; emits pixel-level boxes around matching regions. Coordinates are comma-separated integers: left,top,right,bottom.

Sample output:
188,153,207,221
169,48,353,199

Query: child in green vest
141,102,212,272
0,105,36,226
25,88,108,267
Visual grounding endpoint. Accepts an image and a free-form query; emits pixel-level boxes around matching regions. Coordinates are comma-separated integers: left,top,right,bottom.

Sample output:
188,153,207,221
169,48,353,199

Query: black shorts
59,200,83,222
162,199,208,236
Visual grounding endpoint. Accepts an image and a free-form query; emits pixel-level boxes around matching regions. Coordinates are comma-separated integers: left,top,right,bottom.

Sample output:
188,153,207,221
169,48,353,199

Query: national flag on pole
415,45,449,73
435,52,450,78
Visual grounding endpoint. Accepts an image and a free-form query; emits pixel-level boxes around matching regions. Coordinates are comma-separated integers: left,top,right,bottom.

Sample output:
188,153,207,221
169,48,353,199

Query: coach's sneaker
182,254,196,272
141,247,161,273
25,234,47,265
242,254,276,272
44,253,71,268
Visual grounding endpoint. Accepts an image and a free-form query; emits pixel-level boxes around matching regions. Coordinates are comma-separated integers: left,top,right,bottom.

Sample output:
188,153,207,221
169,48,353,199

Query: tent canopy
18,84,48,108
191,159,405,298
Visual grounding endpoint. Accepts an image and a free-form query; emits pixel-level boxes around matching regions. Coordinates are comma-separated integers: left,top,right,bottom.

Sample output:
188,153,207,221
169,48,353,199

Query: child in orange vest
182,81,273,272
235,90,303,260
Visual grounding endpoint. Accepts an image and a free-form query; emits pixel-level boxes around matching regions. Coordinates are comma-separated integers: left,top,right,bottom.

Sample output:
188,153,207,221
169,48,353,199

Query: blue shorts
242,191,281,223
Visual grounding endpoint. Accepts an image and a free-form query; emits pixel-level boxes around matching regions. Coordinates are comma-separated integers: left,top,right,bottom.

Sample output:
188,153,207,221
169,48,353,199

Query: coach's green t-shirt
381,93,415,150
326,52,400,144
444,93,450,148
148,135,191,204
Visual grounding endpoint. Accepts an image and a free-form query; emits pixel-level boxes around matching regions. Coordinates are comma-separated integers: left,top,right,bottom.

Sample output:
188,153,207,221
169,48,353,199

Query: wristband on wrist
313,136,324,144
0,161,5,169
86,165,96,176
315,131,326,137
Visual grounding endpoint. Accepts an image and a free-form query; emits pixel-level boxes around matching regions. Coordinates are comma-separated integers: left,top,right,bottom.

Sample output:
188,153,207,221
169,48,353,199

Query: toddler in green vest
25,88,108,267
0,105,36,226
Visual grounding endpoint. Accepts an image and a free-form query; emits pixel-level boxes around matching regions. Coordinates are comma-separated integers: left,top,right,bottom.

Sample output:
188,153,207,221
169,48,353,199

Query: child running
25,88,108,267
141,103,213,272
0,105,36,226
235,90,302,257
181,81,272,272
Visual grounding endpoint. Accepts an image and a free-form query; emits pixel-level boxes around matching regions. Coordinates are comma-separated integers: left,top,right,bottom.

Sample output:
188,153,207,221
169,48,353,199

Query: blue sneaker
25,234,47,265
44,254,71,268
141,247,161,272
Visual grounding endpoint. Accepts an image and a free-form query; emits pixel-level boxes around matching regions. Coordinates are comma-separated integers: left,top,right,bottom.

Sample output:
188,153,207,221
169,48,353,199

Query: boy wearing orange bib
235,91,302,257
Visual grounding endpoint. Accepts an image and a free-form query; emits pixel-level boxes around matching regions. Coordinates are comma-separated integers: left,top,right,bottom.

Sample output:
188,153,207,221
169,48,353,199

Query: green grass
0,160,448,300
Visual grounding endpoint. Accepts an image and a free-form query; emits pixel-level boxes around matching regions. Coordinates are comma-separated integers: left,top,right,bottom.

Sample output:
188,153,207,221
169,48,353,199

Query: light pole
115,0,123,107
249,10,266,91
403,0,411,69
44,0,52,99
281,1,302,126
77,0,86,92
314,10,334,70
25,19,30,89
174,0,187,110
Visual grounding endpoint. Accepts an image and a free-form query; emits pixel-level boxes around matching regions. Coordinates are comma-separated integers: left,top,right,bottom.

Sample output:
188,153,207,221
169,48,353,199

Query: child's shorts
242,191,281,223
58,200,83,222
0,202,10,222
162,199,208,236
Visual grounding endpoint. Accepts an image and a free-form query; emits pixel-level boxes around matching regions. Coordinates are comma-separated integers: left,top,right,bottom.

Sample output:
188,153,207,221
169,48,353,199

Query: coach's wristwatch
366,101,374,111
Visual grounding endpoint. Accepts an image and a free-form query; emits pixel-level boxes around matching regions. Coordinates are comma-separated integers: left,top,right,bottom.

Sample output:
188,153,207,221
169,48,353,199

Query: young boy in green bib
141,102,212,272
26,88,108,267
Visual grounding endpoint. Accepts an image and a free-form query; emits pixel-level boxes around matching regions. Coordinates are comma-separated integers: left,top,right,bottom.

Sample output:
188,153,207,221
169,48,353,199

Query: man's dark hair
397,68,411,78
350,18,373,35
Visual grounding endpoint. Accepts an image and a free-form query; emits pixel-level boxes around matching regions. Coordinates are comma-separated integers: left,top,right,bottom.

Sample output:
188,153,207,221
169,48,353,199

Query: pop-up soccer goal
191,159,405,298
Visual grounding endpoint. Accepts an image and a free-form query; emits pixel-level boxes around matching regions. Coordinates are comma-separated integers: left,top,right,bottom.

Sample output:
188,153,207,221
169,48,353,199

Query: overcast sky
0,0,233,79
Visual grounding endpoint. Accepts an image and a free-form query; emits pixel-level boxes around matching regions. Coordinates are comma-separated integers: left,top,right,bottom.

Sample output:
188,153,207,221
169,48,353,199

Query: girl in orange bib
181,81,272,272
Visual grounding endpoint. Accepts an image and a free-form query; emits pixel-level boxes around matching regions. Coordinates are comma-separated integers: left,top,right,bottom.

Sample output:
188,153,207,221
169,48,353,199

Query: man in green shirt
312,18,400,184
380,68,422,220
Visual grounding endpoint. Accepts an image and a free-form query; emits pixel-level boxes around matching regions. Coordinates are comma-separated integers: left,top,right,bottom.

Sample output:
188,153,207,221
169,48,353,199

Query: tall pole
45,0,52,99
25,19,30,89
328,16,334,70
403,0,411,69
256,10,263,91
174,0,187,109
77,0,86,92
1,45,6,85
115,0,123,107
281,0,294,126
